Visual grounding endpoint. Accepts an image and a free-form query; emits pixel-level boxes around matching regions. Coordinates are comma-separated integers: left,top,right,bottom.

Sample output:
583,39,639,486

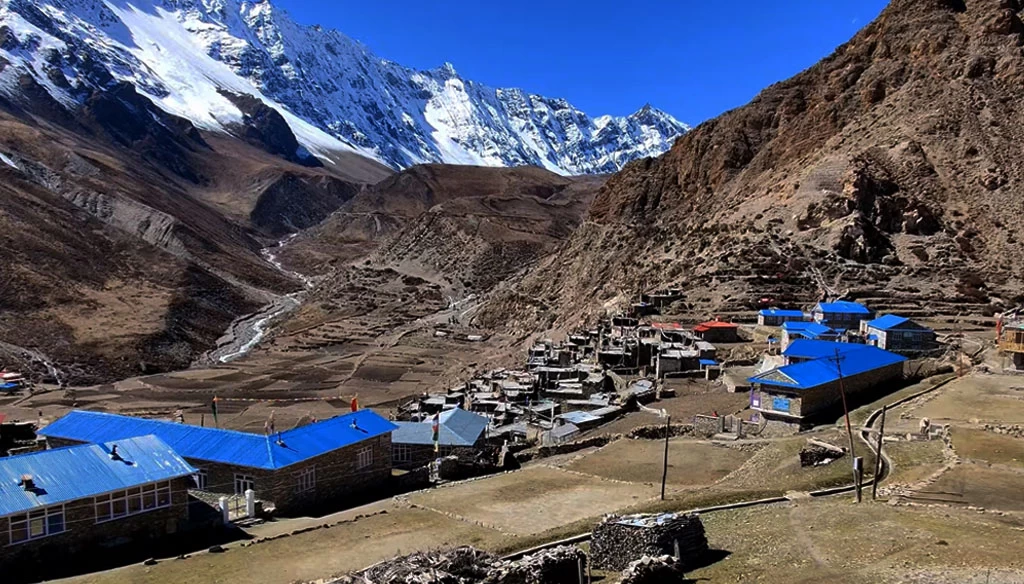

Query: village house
811,301,875,331
0,435,196,569
998,312,1024,370
748,343,906,425
391,408,489,470
693,319,740,343
780,321,839,349
757,308,806,327
39,410,396,515
862,315,937,353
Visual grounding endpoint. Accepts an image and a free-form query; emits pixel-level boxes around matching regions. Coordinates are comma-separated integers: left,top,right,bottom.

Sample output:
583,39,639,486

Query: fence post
218,496,230,524
245,489,256,518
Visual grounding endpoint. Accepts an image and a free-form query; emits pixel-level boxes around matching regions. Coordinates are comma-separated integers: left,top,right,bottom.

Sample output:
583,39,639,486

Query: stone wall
0,476,192,573
195,434,393,514
591,513,709,572
693,415,724,437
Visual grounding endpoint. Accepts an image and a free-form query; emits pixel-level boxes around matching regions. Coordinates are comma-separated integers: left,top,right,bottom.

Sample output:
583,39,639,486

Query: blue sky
274,1,889,125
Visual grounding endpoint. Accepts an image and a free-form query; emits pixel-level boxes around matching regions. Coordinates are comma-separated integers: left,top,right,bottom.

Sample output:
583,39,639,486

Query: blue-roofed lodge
749,342,906,425
39,409,397,515
0,435,197,568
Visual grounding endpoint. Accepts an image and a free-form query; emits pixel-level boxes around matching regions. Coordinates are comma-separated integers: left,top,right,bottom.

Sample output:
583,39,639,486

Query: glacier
0,0,689,174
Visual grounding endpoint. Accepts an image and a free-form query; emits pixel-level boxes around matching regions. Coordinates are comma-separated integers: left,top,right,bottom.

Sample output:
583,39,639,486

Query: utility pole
661,414,671,501
872,405,887,500
832,348,859,502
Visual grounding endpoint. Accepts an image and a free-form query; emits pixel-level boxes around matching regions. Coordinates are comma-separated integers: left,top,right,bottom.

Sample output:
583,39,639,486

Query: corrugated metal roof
391,408,488,447
557,411,602,425
865,314,928,331
749,345,906,390
783,340,866,360
39,410,396,470
0,435,196,517
814,301,872,314
758,309,805,317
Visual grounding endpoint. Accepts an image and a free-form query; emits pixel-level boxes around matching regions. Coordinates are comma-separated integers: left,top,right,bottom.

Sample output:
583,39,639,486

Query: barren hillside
481,0,1024,333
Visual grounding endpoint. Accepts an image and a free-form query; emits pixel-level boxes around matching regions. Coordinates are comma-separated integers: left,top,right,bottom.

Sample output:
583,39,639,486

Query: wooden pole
832,349,859,501
661,414,671,500
854,456,863,503
872,405,887,500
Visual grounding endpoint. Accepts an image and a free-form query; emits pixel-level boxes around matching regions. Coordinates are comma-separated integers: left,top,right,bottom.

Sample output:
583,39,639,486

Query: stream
207,235,314,364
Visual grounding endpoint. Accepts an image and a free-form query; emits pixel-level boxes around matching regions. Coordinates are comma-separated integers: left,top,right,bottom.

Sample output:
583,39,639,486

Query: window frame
94,480,172,524
357,446,373,469
193,469,208,490
392,443,412,463
295,466,316,494
234,474,256,495
8,504,66,545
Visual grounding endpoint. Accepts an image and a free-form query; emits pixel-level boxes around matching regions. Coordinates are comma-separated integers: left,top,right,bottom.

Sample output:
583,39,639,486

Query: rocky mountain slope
480,0,1024,333
283,165,604,295
0,0,689,174
0,62,390,383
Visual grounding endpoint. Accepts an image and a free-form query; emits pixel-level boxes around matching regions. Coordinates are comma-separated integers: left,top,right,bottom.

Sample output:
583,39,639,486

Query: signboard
772,396,791,413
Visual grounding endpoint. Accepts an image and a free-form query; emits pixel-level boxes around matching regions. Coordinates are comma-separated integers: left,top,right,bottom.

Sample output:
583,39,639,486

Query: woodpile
590,513,708,572
619,555,687,584
335,545,585,584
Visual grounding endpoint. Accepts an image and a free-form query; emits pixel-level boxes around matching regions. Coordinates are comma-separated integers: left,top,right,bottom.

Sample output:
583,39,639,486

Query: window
296,466,316,494
234,474,256,495
393,444,411,463
193,469,208,490
357,446,373,469
9,505,65,544
95,481,172,523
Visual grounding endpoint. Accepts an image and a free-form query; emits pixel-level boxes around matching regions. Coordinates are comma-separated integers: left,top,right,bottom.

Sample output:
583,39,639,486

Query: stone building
0,435,196,570
862,315,936,353
748,343,906,425
811,301,875,331
39,410,396,515
757,308,806,327
391,408,488,470
692,319,740,343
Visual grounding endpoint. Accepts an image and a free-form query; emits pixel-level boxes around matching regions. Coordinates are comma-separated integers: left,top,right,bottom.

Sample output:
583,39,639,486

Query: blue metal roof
865,314,928,331
392,408,488,447
782,321,836,337
783,340,865,360
749,345,906,390
814,301,872,314
39,410,397,470
0,435,196,517
758,309,804,317
699,359,718,366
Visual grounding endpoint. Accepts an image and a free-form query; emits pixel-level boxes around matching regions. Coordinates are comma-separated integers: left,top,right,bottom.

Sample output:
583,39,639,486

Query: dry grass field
565,439,754,487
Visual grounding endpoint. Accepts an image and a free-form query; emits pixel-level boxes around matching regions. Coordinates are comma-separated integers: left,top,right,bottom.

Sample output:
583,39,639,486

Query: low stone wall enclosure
590,513,709,572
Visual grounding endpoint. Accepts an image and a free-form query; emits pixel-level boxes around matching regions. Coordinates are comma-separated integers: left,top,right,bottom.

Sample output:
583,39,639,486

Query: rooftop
392,407,489,447
783,340,867,360
782,321,836,336
758,308,805,317
865,314,928,331
40,410,397,471
749,344,906,391
0,435,196,517
814,301,872,314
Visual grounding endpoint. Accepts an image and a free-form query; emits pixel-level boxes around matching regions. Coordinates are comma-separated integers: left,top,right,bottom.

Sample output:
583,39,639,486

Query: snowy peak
0,0,689,174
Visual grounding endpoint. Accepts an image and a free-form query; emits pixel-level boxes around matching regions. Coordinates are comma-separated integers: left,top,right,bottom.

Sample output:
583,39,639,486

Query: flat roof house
391,408,489,470
0,435,195,570
39,410,397,515
780,321,839,350
811,301,875,330
693,320,739,343
749,343,906,425
757,308,806,327
863,315,937,354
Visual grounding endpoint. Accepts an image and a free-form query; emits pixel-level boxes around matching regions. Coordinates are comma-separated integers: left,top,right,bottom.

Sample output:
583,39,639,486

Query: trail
206,235,315,363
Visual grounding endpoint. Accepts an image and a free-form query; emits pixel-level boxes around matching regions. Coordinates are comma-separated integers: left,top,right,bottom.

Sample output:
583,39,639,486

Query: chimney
19,474,34,491
110,444,122,461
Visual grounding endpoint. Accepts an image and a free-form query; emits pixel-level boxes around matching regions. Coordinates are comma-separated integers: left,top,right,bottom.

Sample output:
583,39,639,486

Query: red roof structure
693,319,739,333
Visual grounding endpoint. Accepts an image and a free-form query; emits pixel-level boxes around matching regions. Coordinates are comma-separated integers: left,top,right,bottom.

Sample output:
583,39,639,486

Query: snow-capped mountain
0,0,689,174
